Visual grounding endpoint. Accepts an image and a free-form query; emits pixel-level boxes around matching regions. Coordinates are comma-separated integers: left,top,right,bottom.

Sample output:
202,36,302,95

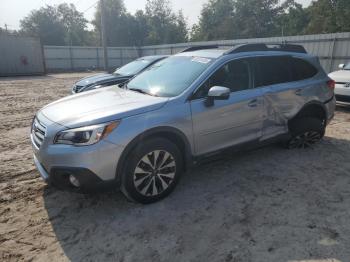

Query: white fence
0,35,45,76
44,32,350,73
44,46,140,72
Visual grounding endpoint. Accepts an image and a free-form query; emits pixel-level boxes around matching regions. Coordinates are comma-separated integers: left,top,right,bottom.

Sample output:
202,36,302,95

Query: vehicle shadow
43,136,350,262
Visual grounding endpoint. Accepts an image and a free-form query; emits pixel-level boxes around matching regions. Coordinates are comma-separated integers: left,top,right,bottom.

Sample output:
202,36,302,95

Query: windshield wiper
128,87,158,97
128,88,147,94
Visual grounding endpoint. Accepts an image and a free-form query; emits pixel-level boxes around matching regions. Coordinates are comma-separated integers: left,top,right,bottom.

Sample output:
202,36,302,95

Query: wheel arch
288,101,327,129
115,126,193,182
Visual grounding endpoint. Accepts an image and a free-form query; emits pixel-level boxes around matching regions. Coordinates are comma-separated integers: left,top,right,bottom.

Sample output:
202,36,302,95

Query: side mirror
205,86,230,107
339,64,345,70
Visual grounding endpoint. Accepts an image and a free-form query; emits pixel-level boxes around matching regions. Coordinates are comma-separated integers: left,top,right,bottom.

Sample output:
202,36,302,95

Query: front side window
127,56,213,97
193,59,252,99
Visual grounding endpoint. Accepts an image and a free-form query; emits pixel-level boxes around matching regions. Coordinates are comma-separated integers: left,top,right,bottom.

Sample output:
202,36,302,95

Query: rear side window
290,57,318,81
256,56,291,87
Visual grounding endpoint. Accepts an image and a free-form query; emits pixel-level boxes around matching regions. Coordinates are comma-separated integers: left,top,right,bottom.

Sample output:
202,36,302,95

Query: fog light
69,175,80,188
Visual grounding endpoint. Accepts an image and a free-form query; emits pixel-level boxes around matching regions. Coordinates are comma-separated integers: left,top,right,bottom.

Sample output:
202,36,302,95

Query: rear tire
286,117,325,149
121,138,183,204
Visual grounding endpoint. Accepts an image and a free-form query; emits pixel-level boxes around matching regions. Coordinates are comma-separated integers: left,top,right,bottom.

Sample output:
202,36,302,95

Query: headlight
54,121,120,146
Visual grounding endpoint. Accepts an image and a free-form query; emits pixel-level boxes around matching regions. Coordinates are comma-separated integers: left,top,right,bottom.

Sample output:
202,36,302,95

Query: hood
40,86,169,127
75,73,129,87
328,70,350,83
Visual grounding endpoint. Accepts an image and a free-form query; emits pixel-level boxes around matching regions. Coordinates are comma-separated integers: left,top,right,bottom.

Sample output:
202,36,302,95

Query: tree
190,0,294,41
20,6,66,45
305,0,350,34
190,0,235,41
336,0,350,32
92,0,131,46
130,10,150,46
20,4,90,45
277,2,310,36
232,0,293,38
57,3,90,45
144,0,188,45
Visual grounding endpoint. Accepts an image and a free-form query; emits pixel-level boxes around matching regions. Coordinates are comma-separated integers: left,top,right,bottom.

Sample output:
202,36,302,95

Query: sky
0,0,313,30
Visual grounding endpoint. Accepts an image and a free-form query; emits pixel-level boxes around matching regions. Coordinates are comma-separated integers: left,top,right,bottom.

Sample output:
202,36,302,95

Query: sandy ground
0,73,350,262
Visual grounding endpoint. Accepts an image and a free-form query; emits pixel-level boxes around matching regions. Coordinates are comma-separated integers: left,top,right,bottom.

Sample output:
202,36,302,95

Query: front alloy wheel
121,138,183,204
133,150,176,196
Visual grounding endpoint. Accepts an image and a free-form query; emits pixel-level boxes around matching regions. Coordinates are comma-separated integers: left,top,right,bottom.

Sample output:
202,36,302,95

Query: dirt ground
0,73,350,262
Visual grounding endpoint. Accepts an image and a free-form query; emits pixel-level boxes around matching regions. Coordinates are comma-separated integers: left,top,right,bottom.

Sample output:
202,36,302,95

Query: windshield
127,56,213,97
114,59,153,76
344,62,350,70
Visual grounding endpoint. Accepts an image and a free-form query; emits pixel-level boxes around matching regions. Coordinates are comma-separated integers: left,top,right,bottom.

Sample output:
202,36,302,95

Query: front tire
121,138,183,204
287,117,325,149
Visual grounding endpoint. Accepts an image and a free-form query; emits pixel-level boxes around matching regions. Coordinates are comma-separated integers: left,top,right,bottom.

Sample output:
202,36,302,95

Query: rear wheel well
289,103,327,129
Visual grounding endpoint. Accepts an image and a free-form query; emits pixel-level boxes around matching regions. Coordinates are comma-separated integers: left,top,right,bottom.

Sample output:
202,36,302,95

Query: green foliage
191,0,294,41
191,0,235,41
18,0,350,46
92,0,130,46
277,2,310,36
305,0,350,34
233,0,288,38
191,0,350,41
20,4,89,45
144,0,188,45
92,0,188,46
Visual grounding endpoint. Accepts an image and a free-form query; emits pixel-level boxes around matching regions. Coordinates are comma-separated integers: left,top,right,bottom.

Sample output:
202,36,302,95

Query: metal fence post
120,48,123,66
329,37,337,72
69,46,74,71
96,47,100,69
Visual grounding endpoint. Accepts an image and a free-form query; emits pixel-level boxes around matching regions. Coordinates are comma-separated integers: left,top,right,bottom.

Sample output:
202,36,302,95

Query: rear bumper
324,96,336,124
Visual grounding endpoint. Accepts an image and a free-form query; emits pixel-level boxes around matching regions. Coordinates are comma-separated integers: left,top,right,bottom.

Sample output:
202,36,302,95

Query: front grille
336,95,350,103
74,85,85,93
31,118,47,148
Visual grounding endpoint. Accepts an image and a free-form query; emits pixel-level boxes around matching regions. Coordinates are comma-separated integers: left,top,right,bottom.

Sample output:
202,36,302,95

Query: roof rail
180,45,219,53
224,43,307,55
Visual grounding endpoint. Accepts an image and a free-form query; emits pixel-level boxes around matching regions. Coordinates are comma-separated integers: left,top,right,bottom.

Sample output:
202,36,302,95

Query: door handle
248,99,258,107
295,89,303,96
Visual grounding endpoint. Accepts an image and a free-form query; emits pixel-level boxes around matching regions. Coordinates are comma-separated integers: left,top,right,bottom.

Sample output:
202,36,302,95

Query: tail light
327,79,335,90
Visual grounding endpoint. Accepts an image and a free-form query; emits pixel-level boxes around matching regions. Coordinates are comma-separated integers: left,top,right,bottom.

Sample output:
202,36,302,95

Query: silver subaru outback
31,44,336,204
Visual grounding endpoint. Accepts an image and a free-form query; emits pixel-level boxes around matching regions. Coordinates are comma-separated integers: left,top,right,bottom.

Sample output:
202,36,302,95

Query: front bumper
34,154,49,182
32,130,125,191
34,154,115,191
335,84,350,103
335,94,350,103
